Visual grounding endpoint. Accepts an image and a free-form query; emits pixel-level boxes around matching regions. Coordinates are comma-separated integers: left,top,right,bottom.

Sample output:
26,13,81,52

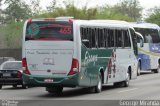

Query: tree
4,0,31,23
145,7,160,26
95,5,134,21
112,0,142,21
30,0,42,16
0,0,5,24
46,0,56,12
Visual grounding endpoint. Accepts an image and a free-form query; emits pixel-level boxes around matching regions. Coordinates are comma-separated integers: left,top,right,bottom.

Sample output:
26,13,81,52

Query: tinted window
81,27,91,48
107,29,114,47
134,28,160,43
81,27,131,49
115,30,123,47
123,30,131,47
2,62,22,70
26,21,73,41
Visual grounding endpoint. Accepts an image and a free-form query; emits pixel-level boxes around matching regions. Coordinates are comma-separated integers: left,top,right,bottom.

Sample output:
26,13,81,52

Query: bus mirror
82,39,90,48
140,38,144,47
135,32,144,48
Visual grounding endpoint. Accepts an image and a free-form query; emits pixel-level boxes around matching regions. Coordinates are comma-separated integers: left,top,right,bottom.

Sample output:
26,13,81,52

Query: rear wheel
153,65,160,73
94,73,102,93
137,62,141,76
123,72,130,87
114,82,121,87
119,72,130,87
0,85,2,89
46,86,63,94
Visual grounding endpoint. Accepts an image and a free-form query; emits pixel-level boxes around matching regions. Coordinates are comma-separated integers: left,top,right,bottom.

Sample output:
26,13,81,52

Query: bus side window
123,30,131,48
108,29,114,48
88,28,92,48
115,30,123,47
91,28,96,48
107,29,111,47
81,27,90,48
95,28,99,48
98,28,104,48
104,28,108,48
81,27,87,39
80,27,83,39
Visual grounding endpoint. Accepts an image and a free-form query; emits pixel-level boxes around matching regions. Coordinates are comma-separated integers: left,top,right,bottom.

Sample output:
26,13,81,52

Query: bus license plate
3,73,11,77
44,79,53,83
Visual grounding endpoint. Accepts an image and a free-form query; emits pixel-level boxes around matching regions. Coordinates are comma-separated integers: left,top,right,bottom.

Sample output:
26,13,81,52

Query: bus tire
46,86,63,94
0,85,2,89
114,82,121,87
119,71,130,87
152,67,160,73
123,72,130,87
155,65,160,73
137,62,141,76
94,73,102,93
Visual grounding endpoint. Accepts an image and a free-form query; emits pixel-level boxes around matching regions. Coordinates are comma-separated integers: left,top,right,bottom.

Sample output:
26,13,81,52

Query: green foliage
46,0,56,12
30,0,42,16
0,21,23,48
4,0,31,23
145,7,160,26
37,2,98,20
112,0,142,21
37,1,133,21
95,5,134,21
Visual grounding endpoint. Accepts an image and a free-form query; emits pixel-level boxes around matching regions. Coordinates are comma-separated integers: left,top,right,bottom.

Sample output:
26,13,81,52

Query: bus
22,17,143,94
131,22,160,75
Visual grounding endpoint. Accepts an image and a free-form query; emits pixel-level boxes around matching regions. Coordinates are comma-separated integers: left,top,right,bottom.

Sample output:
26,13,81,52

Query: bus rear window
25,21,73,41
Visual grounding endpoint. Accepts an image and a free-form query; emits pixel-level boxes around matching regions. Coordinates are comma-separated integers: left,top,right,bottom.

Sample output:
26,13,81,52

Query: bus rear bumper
22,74,79,87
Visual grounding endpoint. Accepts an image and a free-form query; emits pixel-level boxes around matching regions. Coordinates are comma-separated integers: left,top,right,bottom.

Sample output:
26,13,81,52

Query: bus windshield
25,21,73,41
134,28,160,43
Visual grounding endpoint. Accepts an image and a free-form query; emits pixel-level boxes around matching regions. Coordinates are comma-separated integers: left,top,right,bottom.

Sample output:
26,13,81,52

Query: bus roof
130,22,160,29
26,18,134,29
75,19,132,29
26,17,75,23
90,20,129,25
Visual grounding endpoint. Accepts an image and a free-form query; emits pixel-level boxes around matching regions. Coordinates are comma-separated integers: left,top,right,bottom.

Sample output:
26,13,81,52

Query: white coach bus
22,17,143,94
131,22,160,74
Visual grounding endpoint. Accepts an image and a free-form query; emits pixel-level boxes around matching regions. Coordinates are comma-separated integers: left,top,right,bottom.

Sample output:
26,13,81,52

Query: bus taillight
22,58,31,75
68,58,79,75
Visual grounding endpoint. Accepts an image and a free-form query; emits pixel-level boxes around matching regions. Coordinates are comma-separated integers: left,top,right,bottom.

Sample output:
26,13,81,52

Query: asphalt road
0,72,160,106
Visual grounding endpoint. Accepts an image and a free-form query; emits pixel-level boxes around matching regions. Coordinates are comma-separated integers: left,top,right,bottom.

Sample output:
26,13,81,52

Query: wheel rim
126,73,130,85
137,67,140,75
158,65,160,73
98,76,102,90
137,63,141,75
158,68,160,73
